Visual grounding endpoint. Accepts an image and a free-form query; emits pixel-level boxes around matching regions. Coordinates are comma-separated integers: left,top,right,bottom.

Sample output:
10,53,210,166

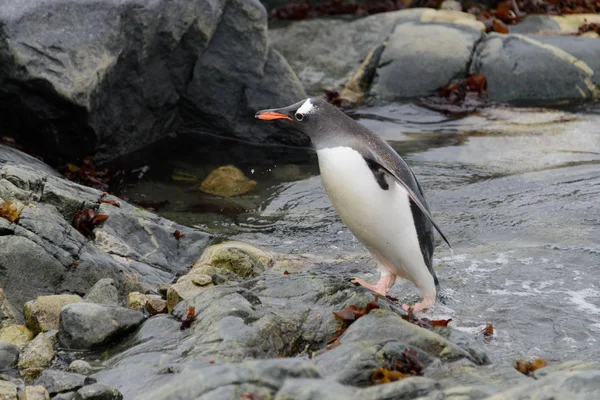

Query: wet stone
24,295,84,335
0,342,19,370
17,333,54,370
33,370,92,396
68,360,93,376
84,279,120,306
77,383,123,400
199,166,257,197
58,303,144,350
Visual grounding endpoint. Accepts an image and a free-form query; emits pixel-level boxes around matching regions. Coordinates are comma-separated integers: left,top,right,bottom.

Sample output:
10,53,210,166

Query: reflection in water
119,102,600,364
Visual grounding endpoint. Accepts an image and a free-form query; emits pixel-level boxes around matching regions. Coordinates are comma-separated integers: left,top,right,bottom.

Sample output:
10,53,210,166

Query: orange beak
255,111,292,121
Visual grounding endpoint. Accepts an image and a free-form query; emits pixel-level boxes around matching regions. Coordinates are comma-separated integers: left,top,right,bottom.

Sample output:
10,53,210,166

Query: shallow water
120,101,600,365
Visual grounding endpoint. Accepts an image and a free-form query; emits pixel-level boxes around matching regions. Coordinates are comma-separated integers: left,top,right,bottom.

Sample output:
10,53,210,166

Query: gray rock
0,153,212,322
58,303,144,350
358,376,439,400
132,359,321,400
489,370,600,400
76,383,123,400
33,370,92,395
426,358,529,393
532,360,600,379
50,393,77,400
269,10,428,94
529,36,600,88
0,0,306,163
0,144,60,178
0,236,65,323
274,378,360,400
67,360,93,376
0,342,19,370
373,22,482,99
470,33,597,103
84,279,120,306
24,295,84,334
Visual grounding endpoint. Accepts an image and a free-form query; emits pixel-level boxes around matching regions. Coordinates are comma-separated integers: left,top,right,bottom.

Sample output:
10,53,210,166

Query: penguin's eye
295,112,304,121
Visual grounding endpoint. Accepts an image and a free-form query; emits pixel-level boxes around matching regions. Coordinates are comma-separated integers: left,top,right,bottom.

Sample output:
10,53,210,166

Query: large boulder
0,0,306,164
58,303,145,349
0,146,212,322
469,33,598,103
372,21,483,99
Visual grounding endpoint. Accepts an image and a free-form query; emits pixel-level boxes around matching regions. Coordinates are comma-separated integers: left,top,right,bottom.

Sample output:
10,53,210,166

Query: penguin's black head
255,98,345,145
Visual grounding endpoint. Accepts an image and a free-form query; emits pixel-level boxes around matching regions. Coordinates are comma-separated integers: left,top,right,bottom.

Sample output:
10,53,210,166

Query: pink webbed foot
351,274,396,296
402,296,436,313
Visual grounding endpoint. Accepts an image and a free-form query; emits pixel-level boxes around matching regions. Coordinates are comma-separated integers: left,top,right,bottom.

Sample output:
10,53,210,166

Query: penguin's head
255,98,344,144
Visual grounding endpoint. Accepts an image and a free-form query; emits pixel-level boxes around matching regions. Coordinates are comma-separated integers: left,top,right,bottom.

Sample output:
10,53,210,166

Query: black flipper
366,156,452,250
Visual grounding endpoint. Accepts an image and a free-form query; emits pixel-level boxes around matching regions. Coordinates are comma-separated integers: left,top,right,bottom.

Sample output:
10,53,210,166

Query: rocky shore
2,0,600,399
2,146,600,399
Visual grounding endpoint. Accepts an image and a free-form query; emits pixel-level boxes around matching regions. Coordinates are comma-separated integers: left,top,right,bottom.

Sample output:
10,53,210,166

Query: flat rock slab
59,303,145,350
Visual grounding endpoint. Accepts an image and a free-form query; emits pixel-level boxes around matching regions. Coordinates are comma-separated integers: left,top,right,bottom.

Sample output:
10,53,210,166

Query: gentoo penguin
255,98,451,312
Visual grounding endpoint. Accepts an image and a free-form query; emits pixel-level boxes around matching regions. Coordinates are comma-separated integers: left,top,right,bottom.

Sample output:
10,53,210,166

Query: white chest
316,146,424,274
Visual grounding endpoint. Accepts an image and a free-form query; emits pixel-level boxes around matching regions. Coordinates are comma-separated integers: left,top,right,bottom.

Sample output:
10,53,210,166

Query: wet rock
126,293,148,312
533,360,600,378
193,241,273,279
358,376,440,399
470,33,597,103
199,166,257,198
17,385,49,400
24,295,84,334
0,379,18,400
0,236,66,323
166,276,213,313
50,393,77,400
68,360,93,376
17,333,54,370
529,36,600,89
274,378,359,400
0,324,34,346
0,288,19,326
58,303,144,350
76,383,122,400
131,359,321,400
84,279,119,306
373,22,482,99
145,298,167,316
33,370,91,396
0,0,306,164
426,358,528,393
0,342,19,370
313,310,474,386
0,154,212,322
489,370,600,399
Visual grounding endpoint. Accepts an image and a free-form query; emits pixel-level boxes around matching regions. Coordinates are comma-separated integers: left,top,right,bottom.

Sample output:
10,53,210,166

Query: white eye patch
297,99,315,115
